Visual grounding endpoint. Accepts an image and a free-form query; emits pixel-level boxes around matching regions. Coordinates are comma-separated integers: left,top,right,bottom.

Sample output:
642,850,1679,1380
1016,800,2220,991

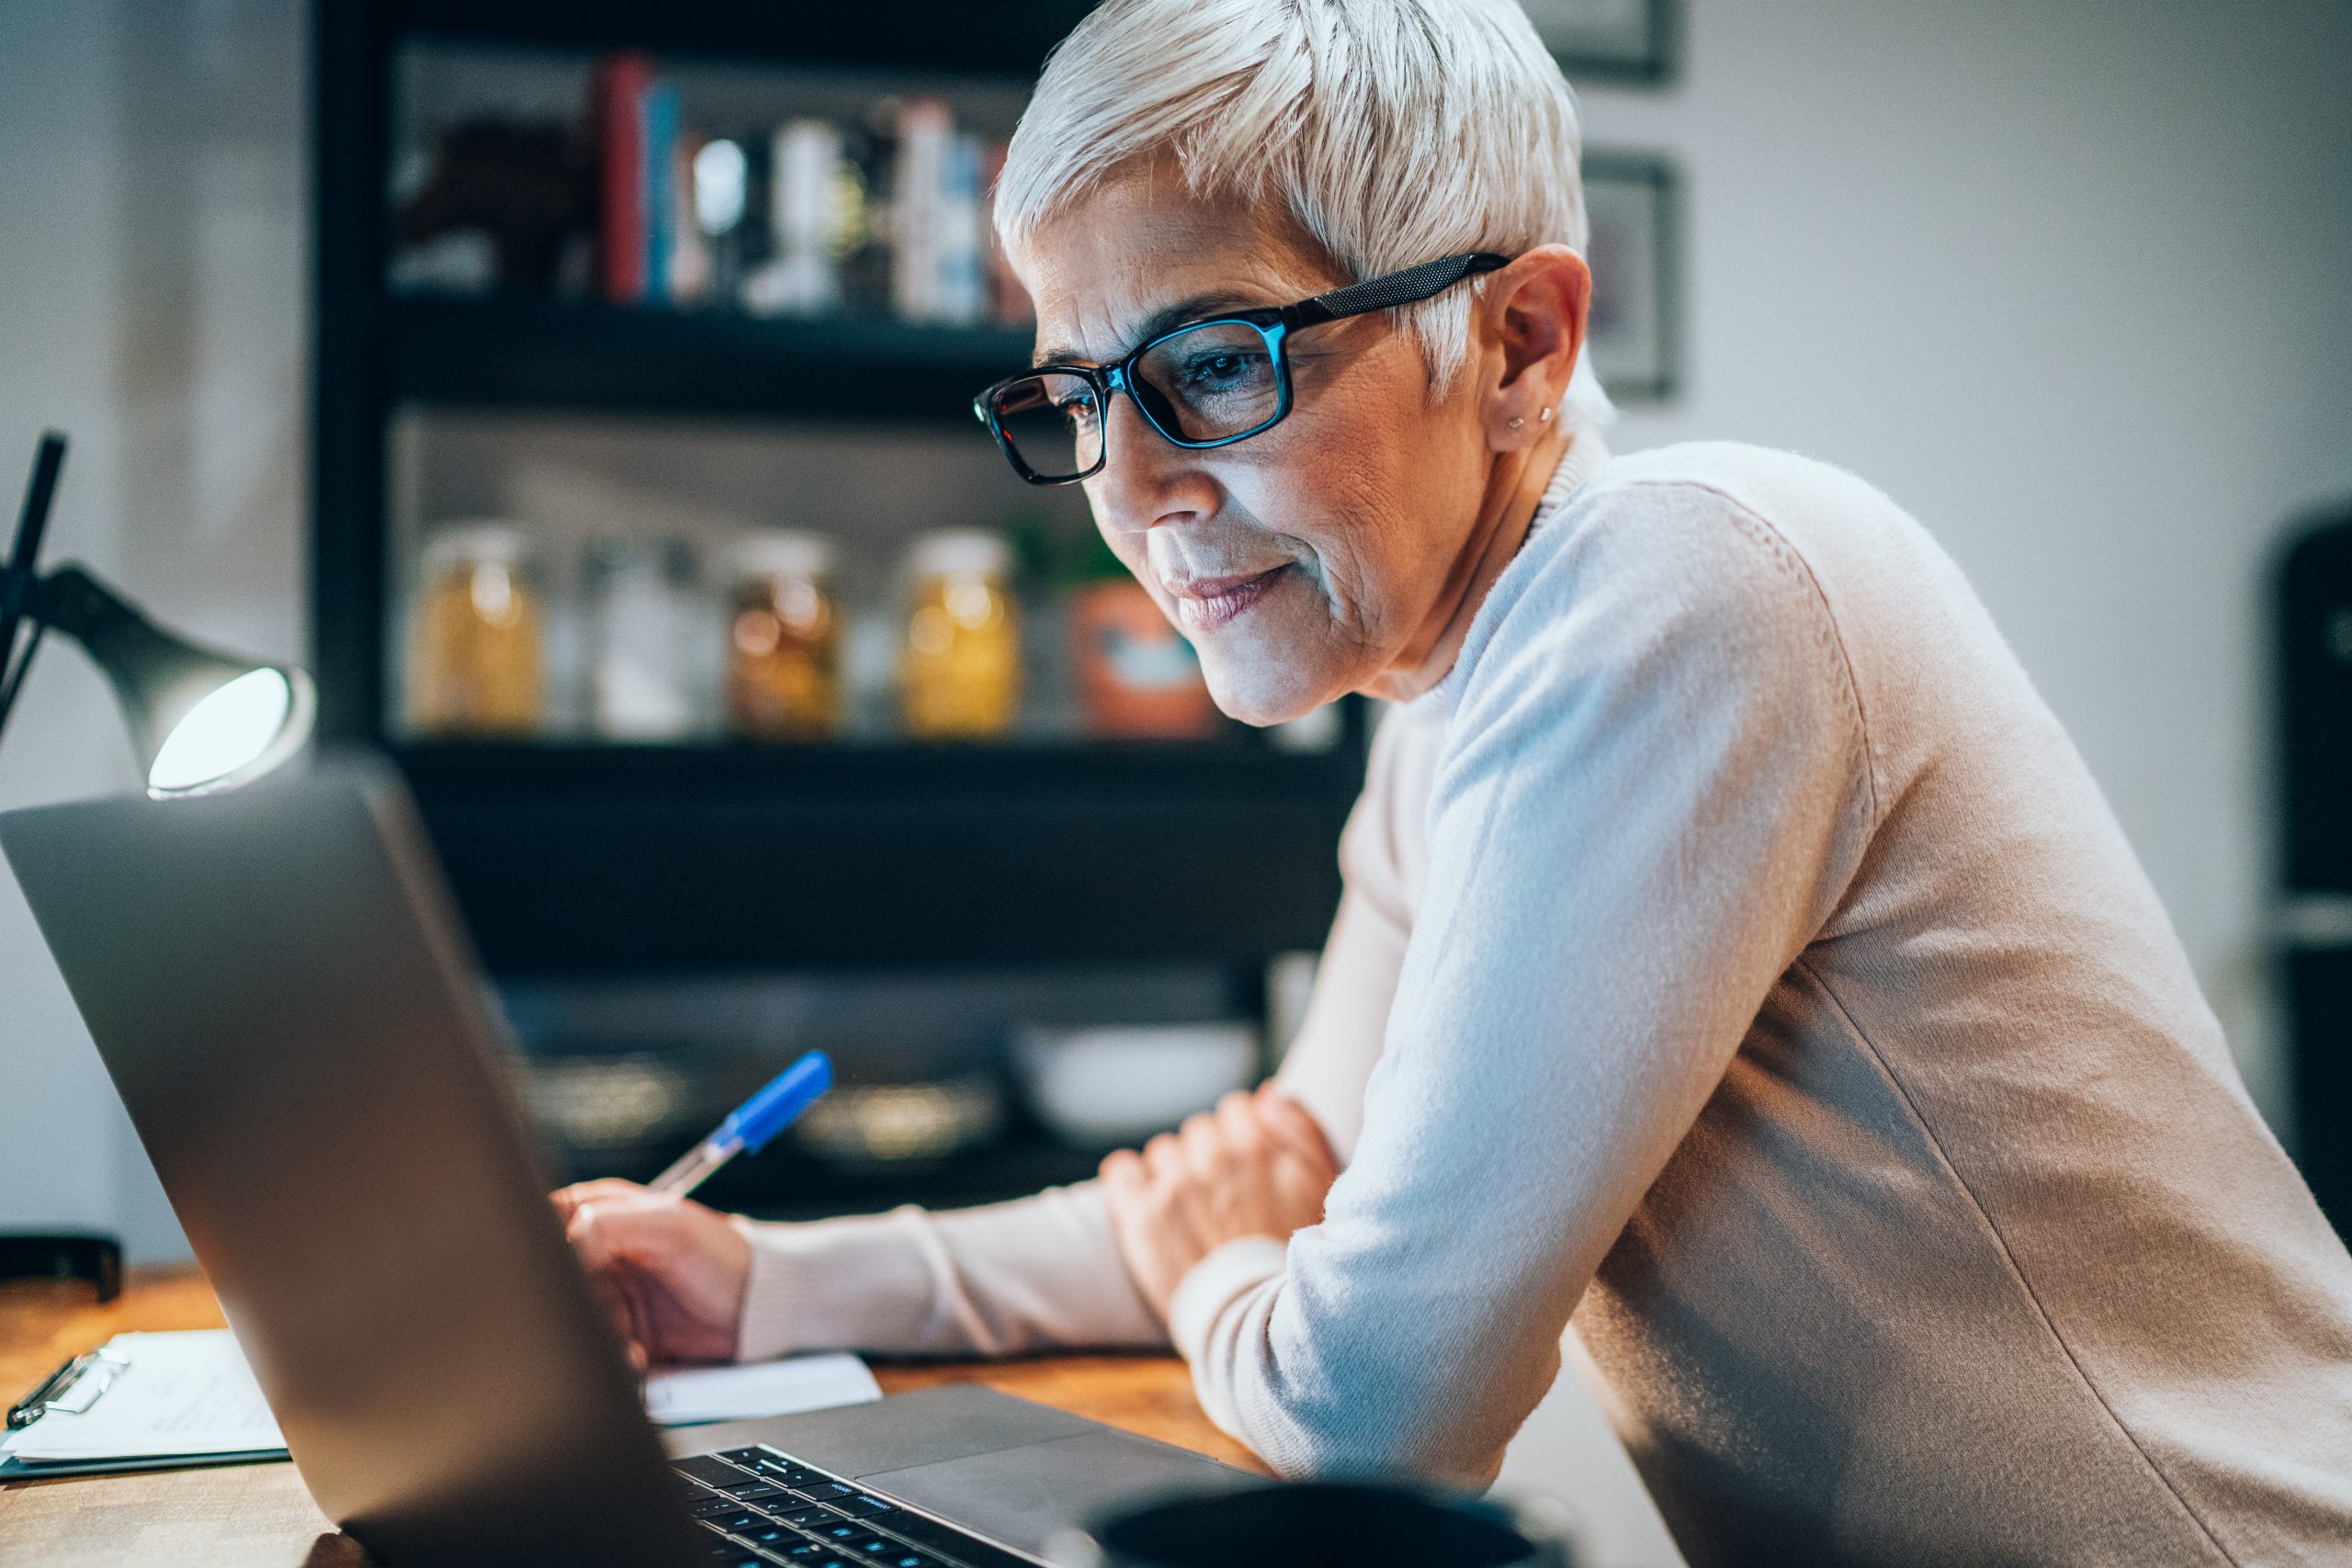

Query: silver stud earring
1539,406,1553,423
1507,415,1525,429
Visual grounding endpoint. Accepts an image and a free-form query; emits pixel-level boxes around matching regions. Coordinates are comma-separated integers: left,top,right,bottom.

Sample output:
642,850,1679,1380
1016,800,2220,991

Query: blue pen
648,1050,833,1199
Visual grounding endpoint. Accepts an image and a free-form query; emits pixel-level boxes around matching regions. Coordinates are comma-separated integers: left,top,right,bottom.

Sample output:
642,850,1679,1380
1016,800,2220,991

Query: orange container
1069,579,1216,739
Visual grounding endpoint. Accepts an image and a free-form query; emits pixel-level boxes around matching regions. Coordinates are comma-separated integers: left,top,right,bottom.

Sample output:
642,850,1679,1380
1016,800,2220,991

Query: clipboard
0,1329,289,1480
0,1446,289,1481
2,1326,881,1483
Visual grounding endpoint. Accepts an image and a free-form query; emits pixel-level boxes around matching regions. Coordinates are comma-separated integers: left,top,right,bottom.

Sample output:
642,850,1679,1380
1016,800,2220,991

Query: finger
587,1263,649,1360
1178,1111,1228,1185
1254,1088,1337,1170
1099,1148,1144,1195
567,1197,689,1276
551,1178,649,1226
1214,1092,1265,1163
1270,1146,1338,1213
1142,1131,1184,1182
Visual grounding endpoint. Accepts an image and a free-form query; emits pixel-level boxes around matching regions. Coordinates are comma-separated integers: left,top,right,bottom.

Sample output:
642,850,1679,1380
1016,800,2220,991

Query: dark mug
1057,1480,1579,1568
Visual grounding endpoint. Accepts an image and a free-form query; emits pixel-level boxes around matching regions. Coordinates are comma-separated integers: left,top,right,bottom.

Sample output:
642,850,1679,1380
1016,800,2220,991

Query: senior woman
555,2,2352,1562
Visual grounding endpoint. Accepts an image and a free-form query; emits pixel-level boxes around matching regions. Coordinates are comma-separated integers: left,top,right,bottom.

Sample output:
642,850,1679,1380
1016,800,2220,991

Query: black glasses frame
973,251,1513,485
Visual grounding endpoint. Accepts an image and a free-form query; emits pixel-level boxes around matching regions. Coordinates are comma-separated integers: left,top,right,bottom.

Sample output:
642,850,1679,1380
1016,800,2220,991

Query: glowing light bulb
147,669,293,795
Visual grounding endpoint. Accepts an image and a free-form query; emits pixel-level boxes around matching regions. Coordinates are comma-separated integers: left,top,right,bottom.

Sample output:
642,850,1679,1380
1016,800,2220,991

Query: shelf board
388,297,1036,423
392,735,1360,796
392,738,1359,972
390,0,1098,79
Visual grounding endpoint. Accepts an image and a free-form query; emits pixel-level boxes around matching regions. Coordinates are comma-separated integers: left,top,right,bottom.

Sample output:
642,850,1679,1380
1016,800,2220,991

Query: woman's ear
1479,245,1590,450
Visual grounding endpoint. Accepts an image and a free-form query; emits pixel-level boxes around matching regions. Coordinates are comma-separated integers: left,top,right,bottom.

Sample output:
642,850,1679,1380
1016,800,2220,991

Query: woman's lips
1168,566,1290,632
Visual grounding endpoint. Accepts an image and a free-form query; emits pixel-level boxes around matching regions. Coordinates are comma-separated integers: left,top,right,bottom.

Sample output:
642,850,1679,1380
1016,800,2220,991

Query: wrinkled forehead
1016,165,1351,368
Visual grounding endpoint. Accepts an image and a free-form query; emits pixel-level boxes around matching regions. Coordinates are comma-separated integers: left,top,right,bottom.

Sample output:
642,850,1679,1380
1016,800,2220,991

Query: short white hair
996,0,1616,426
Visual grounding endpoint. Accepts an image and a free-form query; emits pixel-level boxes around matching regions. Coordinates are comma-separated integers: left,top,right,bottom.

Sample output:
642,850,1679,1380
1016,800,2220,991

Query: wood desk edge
1,1268,1261,1567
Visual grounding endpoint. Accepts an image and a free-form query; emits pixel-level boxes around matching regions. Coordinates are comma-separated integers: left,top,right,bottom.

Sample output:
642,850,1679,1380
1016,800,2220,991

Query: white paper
2,1330,881,1464
643,1353,880,1427
5,1330,284,1461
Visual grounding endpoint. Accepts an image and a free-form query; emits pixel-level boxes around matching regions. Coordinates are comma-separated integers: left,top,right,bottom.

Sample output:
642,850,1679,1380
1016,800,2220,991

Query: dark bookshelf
311,2,1364,1205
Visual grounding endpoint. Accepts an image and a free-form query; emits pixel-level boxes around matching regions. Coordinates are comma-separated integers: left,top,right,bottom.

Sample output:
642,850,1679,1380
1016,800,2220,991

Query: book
642,80,682,305
745,118,848,316
595,51,656,304
935,131,987,325
891,96,952,321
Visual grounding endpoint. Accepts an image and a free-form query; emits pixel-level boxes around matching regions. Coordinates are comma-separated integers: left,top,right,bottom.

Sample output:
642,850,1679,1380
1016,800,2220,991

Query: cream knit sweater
731,432,2352,1567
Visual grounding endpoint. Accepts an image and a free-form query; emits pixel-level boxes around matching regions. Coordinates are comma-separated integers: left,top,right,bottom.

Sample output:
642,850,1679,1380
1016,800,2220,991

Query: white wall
0,0,139,1254
0,0,307,1263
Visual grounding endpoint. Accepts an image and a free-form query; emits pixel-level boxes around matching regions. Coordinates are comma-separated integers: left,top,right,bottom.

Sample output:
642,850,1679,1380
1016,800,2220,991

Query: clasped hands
550,1082,1339,1365
1096,1082,1339,1317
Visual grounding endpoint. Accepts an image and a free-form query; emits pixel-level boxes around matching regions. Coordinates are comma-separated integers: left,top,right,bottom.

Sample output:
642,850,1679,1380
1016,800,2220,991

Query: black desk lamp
0,432,315,797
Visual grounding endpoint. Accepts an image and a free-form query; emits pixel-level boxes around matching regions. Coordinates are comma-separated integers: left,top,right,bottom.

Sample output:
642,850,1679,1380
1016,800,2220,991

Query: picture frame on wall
1580,151,1679,402
1518,0,1676,85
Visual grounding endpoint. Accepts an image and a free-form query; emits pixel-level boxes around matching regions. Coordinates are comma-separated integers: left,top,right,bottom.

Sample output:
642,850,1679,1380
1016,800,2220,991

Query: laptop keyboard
673,1446,1035,1568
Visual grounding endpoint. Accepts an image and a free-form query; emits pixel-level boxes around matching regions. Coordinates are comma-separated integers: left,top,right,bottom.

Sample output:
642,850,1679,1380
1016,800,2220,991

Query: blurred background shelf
702,1131,1108,1222
311,0,1362,1206
390,298,1038,422
396,738,1355,972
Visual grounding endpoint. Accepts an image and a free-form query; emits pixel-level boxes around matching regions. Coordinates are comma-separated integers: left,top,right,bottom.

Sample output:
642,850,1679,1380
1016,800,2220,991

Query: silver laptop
0,759,1252,1568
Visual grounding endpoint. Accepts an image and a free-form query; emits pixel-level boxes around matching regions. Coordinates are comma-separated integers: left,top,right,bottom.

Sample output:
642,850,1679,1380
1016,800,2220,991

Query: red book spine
596,51,655,304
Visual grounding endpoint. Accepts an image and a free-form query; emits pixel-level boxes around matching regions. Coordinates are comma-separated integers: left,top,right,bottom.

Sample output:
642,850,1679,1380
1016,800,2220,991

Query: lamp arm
27,566,197,686
0,434,69,745
0,612,43,735
31,565,128,640
0,565,187,755
0,556,31,652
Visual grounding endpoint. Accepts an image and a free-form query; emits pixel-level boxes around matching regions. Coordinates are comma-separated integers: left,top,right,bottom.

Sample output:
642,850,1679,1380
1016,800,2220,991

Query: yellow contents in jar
729,573,839,739
406,527,542,738
901,530,1020,739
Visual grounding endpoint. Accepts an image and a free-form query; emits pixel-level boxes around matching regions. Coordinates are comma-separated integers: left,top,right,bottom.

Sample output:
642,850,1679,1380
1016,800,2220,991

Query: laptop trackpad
866,1428,1261,1559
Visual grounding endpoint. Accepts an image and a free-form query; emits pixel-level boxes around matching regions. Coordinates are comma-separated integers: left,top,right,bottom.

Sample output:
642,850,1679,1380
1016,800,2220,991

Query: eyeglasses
973,252,1511,485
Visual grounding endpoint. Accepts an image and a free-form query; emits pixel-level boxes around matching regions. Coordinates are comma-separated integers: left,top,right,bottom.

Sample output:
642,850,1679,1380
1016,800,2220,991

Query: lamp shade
34,565,315,798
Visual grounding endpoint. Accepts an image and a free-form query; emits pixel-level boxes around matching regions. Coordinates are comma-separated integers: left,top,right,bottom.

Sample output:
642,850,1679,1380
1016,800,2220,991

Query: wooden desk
2,1268,1255,1567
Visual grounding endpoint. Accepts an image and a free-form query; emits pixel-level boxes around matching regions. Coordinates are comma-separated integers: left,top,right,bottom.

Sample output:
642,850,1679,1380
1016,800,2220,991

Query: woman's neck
1364,424,1575,703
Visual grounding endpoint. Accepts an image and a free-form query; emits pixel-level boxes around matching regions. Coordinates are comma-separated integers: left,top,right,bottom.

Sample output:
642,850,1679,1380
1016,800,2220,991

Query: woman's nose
1089,391,1215,530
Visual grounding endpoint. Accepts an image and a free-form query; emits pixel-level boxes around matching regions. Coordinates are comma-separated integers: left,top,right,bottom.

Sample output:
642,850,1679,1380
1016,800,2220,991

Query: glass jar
582,536,707,741
726,529,841,740
404,522,543,738
900,528,1020,739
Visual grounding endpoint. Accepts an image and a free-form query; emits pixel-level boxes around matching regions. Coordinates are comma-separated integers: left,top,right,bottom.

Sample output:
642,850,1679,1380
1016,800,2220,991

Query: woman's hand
1098,1084,1340,1321
550,1179,752,1369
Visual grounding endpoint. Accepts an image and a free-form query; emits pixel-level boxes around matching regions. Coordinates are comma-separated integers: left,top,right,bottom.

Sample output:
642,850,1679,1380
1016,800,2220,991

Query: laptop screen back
0,761,700,1568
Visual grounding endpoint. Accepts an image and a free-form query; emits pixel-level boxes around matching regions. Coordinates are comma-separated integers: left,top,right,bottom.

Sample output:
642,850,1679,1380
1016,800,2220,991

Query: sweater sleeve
1170,482,1876,1483
729,705,1442,1363
732,1180,1164,1360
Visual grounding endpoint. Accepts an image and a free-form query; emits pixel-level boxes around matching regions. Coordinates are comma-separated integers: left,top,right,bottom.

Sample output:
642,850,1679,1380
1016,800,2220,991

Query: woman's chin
1200,659,1340,729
